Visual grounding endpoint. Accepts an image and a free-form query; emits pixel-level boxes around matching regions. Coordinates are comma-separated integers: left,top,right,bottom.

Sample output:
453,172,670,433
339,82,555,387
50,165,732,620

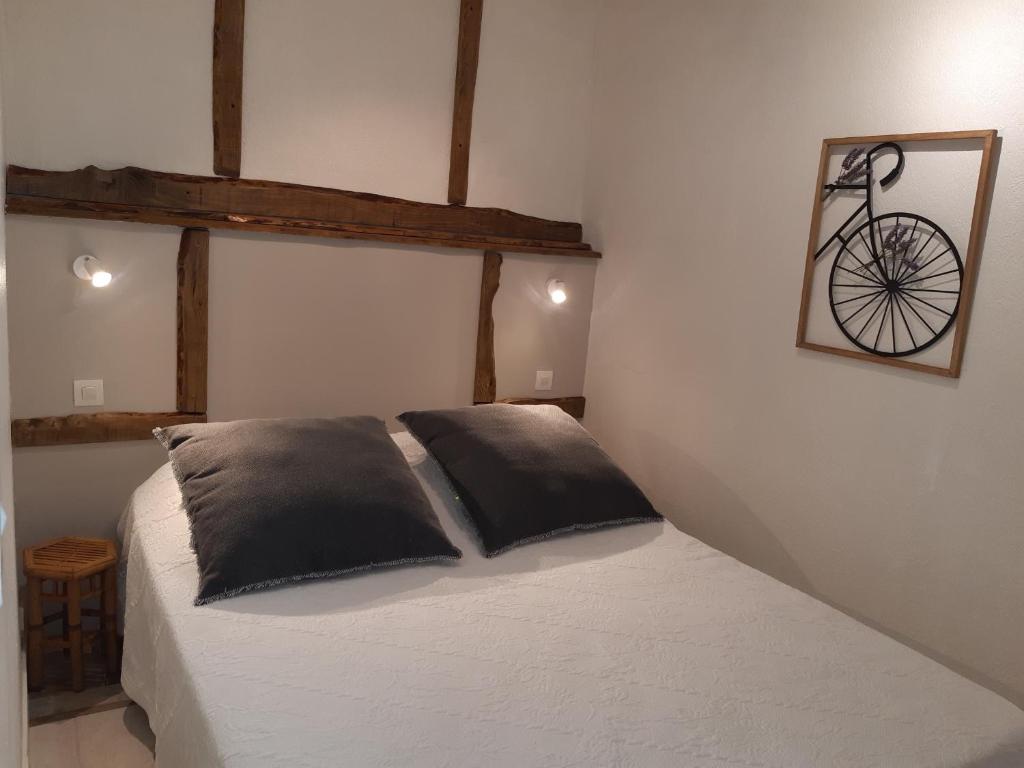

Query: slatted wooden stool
23,537,118,692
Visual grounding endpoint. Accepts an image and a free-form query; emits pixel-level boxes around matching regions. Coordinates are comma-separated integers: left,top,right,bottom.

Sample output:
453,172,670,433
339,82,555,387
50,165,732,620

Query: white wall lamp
72,255,112,288
547,279,568,305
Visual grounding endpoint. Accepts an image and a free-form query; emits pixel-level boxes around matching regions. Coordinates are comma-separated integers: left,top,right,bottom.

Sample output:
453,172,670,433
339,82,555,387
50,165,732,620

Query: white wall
583,0,1024,705
2,0,597,549
0,10,25,760
494,254,595,400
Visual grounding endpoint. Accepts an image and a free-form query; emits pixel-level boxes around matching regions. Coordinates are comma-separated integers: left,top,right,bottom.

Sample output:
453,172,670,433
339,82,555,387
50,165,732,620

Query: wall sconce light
72,255,112,288
547,279,567,305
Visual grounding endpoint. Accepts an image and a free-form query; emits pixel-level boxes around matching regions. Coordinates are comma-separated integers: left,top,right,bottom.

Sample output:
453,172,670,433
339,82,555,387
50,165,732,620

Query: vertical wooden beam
473,250,501,403
213,0,245,178
447,0,484,205
177,228,210,413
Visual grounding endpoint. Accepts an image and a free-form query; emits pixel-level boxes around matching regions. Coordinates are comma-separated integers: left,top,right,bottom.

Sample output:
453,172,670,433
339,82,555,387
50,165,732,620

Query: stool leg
26,576,44,691
102,567,119,680
60,582,70,658
67,577,84,692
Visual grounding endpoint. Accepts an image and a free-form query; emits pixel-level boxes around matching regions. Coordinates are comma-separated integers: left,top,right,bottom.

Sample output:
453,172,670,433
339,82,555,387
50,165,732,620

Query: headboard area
3,0,601,549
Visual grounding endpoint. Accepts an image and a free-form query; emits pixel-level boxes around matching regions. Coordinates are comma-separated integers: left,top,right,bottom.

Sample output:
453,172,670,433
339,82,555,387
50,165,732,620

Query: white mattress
120,432,1024,768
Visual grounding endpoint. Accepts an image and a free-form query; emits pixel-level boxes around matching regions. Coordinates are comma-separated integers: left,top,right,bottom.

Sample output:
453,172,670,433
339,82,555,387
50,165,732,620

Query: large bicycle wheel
828,212,962,357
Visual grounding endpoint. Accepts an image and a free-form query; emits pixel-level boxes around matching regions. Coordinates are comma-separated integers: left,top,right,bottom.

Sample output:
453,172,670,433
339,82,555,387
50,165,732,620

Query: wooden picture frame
795,129,997,378
11,228,210,447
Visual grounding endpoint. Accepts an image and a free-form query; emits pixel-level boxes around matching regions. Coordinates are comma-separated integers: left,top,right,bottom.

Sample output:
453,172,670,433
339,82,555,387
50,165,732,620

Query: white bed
120,432,1024,768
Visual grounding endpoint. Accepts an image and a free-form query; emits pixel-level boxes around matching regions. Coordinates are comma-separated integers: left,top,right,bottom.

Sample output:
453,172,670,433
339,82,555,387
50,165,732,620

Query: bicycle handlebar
867,141,904,188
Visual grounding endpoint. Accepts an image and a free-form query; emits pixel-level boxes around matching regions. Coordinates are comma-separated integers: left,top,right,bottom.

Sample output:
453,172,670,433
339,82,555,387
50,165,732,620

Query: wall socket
73,379,104,407
535,370,554,391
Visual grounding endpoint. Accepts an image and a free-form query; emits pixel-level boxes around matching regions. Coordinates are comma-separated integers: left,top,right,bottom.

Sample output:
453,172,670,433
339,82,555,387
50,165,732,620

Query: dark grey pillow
397,404,660,556
155,416,461,605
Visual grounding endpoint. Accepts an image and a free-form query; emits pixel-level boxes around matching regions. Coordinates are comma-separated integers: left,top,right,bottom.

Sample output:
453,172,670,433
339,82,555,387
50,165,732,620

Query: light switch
73,379,104,407
535,370,554,391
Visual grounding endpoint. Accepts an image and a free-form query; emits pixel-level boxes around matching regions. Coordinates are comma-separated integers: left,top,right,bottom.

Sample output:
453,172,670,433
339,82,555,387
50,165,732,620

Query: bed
120,431,1024,767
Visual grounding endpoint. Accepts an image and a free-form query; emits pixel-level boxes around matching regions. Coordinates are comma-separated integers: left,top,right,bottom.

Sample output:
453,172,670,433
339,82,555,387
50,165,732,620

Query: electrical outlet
73,379,104,407
535,370,554,391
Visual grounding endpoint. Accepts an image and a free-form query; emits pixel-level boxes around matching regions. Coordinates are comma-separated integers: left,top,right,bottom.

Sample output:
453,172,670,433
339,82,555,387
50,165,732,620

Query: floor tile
28,717,81,768
29,704,155,768
75,706,154,768
29,682,130,725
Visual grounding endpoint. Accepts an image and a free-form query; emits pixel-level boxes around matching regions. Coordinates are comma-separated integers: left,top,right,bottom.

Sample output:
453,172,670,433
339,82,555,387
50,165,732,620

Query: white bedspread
121,432,1024,767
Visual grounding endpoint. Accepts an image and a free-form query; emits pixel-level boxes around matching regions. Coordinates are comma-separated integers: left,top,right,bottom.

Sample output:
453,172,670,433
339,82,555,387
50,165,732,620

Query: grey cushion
155,416,461,605
397,404,660,556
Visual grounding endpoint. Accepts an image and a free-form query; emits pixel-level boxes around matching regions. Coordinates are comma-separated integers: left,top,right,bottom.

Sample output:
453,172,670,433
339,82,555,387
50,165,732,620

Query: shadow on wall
960,736,1024,768
813,595,1024,712
629,428,813,595
628,425,1024,712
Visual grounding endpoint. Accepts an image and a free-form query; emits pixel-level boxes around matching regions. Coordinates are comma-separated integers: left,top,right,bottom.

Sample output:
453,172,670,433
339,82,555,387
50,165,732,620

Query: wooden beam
8,165,583,241
473,250,501,403
498,396,586,419
7,166,599,258
11,412,205,448
212,0,245,177
177,228,209,412
448,0,484,205
6,196,598,258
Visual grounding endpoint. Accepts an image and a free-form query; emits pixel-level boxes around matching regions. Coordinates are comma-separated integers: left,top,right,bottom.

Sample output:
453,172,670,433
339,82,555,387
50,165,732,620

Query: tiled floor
25,635,154,765
29,682,131,726
29,703,155,768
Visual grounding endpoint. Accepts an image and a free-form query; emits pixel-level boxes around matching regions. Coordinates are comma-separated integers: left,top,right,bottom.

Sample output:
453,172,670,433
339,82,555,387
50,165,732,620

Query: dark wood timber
212,0,245,177
448,0,484,205
11,412,205,448
6,167,595,256
474,251,502,403
498,396,586,419
6,195,598,258
177,228,209,413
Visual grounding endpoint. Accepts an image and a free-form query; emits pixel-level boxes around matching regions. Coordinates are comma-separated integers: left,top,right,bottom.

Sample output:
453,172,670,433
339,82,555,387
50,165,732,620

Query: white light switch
535,370,554,391
74,379,104,407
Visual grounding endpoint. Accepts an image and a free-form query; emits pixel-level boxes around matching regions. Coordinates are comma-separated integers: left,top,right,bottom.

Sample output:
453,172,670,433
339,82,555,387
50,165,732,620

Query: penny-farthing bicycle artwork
796,130,998,378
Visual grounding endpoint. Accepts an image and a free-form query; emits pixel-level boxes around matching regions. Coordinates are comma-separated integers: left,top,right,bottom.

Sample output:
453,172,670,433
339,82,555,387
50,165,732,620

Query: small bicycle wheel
828,212,962,357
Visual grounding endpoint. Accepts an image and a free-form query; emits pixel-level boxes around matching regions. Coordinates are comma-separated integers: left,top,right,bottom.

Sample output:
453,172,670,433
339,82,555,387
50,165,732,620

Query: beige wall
582,0,1024,705
2,0,597,549
494,254,596,400
0,20,26,763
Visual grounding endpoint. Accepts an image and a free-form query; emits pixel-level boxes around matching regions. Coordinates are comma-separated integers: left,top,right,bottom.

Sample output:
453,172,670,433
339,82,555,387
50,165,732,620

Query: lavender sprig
883,224,921,273
841,147,864,170
836,158,867,185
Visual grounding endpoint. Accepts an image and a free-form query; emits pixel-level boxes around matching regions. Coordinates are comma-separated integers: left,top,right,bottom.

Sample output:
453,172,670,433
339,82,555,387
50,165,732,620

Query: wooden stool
23,537,118,692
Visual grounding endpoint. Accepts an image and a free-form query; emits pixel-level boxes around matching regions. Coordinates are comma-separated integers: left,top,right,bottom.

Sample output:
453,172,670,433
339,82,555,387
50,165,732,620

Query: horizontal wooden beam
6,196,598,258
498,396,585,419
6,166,599,258
12,412,205,448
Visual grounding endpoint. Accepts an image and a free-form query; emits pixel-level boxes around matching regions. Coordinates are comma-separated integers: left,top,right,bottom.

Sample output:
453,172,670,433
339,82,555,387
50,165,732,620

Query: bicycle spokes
828,213,962,357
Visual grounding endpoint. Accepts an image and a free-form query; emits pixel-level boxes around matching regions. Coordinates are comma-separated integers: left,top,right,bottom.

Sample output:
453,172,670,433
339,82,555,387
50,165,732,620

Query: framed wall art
796,129,997,378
